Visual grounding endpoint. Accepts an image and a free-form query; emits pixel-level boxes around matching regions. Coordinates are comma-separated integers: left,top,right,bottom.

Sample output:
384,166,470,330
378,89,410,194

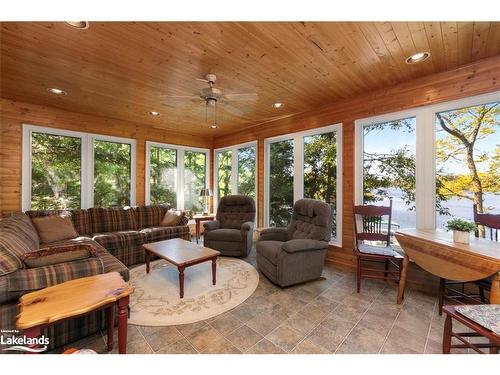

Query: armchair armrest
203,220,220,232
241,221,254,232
281,239,329,254
259,227,288,242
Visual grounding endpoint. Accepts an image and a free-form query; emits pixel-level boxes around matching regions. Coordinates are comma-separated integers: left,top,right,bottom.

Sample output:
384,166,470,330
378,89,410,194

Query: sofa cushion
160,210,184,226
31,215,79,244
204,228,242,242
92,230,146,251
0,213,40,275
134,204,172,228
20,244,96,268
41,237,129,281
89,207,138,233
140,226,190,243
256,241,284,265
26,209,93,236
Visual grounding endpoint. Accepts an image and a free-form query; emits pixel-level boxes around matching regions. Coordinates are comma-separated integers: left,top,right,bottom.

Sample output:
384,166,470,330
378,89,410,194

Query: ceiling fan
161,73,258,107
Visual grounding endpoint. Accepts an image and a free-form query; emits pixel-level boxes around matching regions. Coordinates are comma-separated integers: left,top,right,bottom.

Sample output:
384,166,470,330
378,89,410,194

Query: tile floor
60,248,478,354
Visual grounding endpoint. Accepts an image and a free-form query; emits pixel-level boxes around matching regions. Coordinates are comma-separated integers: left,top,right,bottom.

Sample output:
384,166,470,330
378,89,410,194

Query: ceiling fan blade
222,93,258,101
195,78,210,83
162,98,204,107
160,94,200,99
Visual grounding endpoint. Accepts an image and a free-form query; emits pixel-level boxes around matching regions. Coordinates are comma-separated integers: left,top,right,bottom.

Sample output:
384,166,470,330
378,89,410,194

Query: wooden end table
16,272,133,354
193,214,216,243
142,238,220,299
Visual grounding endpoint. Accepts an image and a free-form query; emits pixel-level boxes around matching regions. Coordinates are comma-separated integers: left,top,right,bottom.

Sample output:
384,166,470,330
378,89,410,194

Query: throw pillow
31,215,79,244
20,244,97,268
160,210,185,227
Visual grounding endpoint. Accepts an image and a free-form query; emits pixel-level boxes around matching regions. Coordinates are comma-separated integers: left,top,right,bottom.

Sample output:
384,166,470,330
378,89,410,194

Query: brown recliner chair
256,198,332,287
203,195,256,257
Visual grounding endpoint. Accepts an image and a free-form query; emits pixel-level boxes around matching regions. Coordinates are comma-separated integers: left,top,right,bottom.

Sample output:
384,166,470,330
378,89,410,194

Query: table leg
212,257,217,285
196,220,200,244
178,266,185,298
442,314,452,354
117,296,129,354
489,272,500,304
397,253,409,304
145,249,150,274
106,305,114,352
23,326,42,354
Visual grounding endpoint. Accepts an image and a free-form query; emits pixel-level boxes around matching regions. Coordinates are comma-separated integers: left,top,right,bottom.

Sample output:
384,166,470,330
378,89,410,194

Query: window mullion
178,148,185,210
81,135,92,209
294,136,304,202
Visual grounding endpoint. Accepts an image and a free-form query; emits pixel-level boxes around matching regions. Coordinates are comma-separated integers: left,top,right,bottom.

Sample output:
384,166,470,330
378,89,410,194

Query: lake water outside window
435,101,500,230
362,117,417,235
31,132,82,209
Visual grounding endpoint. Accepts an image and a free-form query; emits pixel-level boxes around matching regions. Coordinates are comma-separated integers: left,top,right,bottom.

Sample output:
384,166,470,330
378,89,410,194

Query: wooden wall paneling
471,22,492,61
212,56,500,270
0,98,213,213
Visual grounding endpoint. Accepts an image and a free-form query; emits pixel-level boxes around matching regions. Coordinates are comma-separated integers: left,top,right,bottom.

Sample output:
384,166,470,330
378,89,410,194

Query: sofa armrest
7,257,105,293
241,221,254,233
259,227,288,242
20,243,98,268
281,239,329,254
203,220,221,232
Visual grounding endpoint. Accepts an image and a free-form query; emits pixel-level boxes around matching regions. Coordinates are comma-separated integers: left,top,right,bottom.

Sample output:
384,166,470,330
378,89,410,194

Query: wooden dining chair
353,200,403,293
438,204,500,315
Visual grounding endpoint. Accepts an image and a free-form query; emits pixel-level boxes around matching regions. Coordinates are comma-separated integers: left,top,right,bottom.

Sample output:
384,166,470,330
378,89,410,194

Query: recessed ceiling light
405,52,431,64
272,102,285,109
149,111,160,116
64,21,89,30
46,87,67,95
210,125,218,129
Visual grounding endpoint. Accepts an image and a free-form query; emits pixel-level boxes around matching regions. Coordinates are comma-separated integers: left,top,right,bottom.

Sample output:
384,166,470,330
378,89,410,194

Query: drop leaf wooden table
395,229,500,305
16,272,134,354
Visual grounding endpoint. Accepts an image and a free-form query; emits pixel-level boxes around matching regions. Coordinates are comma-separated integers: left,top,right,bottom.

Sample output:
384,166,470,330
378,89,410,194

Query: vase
453,230,470,244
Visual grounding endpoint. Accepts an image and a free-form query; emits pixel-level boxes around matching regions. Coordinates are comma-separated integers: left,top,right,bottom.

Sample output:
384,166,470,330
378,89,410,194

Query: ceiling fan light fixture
149,111,160,116
272,102,285,109
47,87,67,95
405,52,430,64
64,21,89,30
210,124,218,129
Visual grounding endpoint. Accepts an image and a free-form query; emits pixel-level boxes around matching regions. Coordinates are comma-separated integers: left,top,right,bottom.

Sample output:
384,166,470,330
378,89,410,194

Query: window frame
22,124,136,211
264,123,343,247
213,141,258,208
145,141,210,210
354,90,500,230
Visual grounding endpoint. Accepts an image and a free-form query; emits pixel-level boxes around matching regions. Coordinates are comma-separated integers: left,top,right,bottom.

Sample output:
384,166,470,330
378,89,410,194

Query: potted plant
445,218,476,244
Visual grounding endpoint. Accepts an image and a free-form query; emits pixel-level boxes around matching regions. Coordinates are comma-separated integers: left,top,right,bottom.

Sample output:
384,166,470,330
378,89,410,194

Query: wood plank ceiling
1,22,499,136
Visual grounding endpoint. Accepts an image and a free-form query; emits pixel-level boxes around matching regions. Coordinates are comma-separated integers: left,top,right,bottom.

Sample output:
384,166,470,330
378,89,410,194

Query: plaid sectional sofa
0,204,190,351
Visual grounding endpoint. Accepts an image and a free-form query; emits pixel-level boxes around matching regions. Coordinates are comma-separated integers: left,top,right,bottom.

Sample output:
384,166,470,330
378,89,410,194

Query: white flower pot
453,230,470,244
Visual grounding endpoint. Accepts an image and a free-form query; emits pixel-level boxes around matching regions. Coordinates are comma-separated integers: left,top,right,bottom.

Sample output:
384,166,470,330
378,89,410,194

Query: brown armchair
203,195,256,257
256,198,332,287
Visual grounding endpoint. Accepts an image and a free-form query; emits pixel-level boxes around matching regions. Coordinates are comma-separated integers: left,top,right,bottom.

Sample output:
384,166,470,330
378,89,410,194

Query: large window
355,91,499,232
435,101,500,229
23,125,136,210
146,142,209,212
361,117,417,234
93,140,132,207
268,139,294,226
214,142,257,206
30,132,81,210
265,125,342,245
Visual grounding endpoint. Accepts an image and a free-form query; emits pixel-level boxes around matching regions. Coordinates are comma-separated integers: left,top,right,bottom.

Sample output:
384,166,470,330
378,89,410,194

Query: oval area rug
128,257,259,326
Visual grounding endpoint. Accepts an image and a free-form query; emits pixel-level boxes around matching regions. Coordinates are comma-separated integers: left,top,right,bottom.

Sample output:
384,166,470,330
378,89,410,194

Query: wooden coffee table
142,238,221,298
16,272,133,354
